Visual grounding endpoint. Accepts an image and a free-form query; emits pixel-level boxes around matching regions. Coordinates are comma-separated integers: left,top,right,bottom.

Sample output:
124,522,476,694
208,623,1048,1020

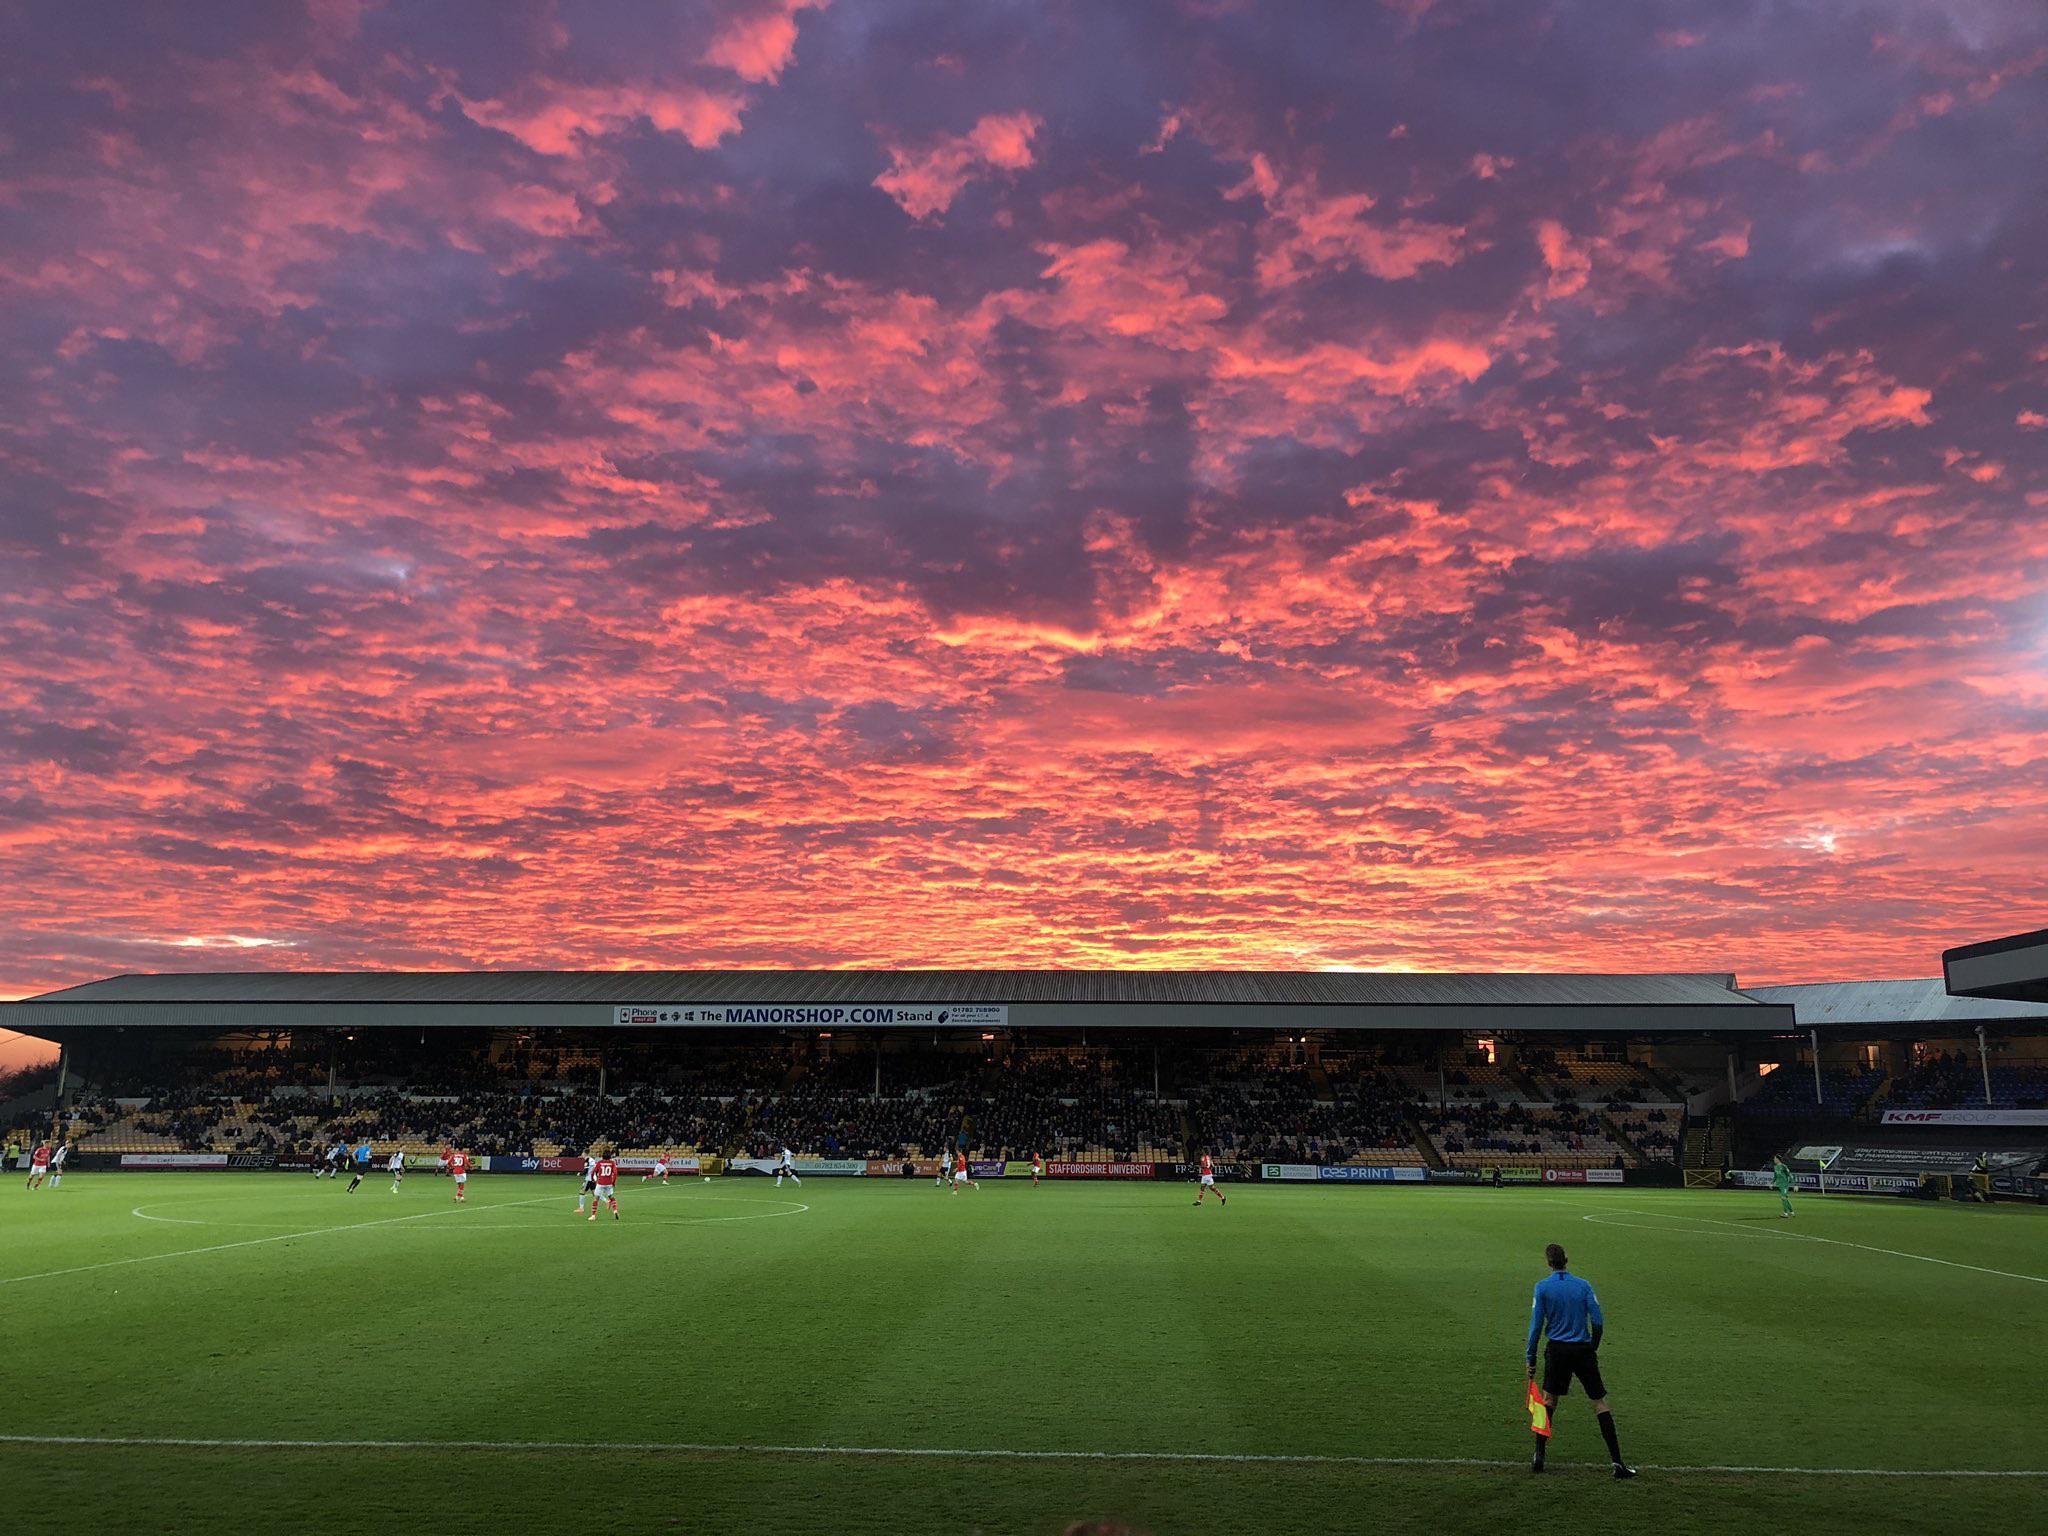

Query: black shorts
1542,1341,1606,1400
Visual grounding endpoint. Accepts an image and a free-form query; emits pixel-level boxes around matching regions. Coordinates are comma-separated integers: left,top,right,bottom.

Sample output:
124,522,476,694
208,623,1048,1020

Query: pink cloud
1216,334,1493,398
462,82,746,155
1228,154,1467,286
703,0,827,84
874,111,1043,219
1535,219,1591,298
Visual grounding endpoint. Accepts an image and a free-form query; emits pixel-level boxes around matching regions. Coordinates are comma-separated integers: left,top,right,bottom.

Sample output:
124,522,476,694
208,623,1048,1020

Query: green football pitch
4,1174,2044,1535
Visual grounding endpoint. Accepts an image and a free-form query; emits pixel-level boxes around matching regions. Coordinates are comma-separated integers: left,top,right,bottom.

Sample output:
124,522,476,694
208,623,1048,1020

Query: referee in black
1526,1242,1635,1478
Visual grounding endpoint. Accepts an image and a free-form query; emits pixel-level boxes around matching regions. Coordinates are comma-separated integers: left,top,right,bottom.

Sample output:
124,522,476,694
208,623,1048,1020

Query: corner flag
1526,1380,1551,1438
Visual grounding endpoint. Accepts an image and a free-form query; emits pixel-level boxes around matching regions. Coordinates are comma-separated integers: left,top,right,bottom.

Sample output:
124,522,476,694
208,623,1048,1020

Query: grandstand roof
3,968,1787,1035
1748,977,2048,1028
32,968,1758,1007
1944,927,2048,1006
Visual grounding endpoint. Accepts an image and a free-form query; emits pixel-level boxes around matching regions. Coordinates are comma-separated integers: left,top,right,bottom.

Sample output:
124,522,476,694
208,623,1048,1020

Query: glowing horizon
2,0,2045,999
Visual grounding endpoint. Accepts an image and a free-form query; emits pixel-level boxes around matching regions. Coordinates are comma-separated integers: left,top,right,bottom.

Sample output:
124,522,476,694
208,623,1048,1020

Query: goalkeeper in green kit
1772,1155,1795,1218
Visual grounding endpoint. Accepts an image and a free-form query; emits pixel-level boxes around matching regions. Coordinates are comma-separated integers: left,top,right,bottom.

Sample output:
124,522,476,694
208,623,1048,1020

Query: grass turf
3,1173,2043,1534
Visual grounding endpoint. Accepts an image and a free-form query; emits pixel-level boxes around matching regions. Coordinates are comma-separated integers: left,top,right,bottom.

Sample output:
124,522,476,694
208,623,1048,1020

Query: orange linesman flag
1526,1380,1551,1438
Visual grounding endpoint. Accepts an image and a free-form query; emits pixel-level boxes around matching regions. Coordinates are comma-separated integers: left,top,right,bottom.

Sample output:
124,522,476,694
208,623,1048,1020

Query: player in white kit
575,1152,598,1213
48,1142,69,1189
388,1149,406,1192
775,1148,801,1187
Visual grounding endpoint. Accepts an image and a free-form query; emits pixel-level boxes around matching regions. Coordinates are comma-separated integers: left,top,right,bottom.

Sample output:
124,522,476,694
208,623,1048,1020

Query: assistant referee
1526,1242,1635,1478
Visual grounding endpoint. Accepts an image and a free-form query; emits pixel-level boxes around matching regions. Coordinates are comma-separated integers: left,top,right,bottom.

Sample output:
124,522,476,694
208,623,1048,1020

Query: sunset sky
2,0,2045,1003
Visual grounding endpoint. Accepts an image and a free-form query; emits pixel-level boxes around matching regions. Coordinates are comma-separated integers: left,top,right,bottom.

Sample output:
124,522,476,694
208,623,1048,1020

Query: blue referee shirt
1527,1270,1604,1363
355,1143,372,1166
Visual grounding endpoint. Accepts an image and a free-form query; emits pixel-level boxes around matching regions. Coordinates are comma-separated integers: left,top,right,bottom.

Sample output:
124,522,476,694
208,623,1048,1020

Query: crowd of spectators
1608,1107,1680,1163
1890,1050,1979,1107
1416,1099,1624,1162
1184,1056,1426,1165
16,1037,1710,1168
42,1034,2048,1170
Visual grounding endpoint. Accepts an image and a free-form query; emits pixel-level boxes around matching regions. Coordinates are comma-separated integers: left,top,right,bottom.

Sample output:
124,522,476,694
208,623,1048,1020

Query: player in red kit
26,1141,52,1191
642,1152,671,1184
1194,1152,1227,1207
588,1156,619,1221
447,1148,470,1202
1031,1152,1043,1186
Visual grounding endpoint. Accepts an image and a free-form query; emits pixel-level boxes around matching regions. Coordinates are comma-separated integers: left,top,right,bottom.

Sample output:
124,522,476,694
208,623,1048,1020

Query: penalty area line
0,1435,2042,1478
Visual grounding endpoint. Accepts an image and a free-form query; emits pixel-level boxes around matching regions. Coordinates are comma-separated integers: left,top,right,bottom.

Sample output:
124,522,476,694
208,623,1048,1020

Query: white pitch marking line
0,1195,564,1288
1587,1207,2048,1286
132,1205,208,1226
124,1193,809,1232
0,1434,2042,1479
688,1198,809,1223
1580,1215,1775,1240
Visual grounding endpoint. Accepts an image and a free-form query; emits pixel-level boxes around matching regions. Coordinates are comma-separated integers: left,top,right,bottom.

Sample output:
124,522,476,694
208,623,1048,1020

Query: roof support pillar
53,1042,69,1135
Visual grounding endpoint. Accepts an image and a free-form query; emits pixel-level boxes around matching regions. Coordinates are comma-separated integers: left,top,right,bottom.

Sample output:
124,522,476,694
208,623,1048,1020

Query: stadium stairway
1599,1111,1645,1169
1407,1114,1446,1170
1641,1062,1691,1101
1682,1117,1730,1173
0,1080,64,1128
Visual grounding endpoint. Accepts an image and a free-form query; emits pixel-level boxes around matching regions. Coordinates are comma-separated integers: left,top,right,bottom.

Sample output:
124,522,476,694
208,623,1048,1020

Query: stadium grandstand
7,968,2048,1191
1730,975,2048,1184
1,969,1783,1177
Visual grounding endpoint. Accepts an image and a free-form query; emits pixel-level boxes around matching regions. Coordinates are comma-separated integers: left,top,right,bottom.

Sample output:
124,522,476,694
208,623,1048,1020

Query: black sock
1597,1410,1622,1463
